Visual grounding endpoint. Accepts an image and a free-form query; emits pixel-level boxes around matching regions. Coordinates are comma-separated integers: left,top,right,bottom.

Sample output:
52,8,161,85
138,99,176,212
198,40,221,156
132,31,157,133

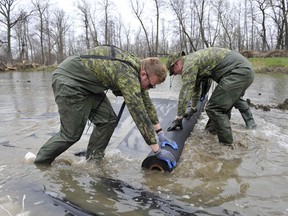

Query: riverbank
241,50,288,73
1,52,288,74
20,59,288,74
249,57,288,74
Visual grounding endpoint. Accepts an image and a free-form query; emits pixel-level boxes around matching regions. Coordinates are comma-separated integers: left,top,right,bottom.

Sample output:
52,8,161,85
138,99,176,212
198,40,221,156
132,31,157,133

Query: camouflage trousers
34,74,117,164
205,67,254,145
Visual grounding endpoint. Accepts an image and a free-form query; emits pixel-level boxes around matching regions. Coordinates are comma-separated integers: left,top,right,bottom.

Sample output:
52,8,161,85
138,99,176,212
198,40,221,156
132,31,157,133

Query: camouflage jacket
54,45,159,145
177,47,253,116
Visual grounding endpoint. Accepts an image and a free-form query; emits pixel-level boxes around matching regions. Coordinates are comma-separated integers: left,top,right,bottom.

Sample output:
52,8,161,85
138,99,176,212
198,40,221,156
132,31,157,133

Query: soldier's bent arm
117,72,158,146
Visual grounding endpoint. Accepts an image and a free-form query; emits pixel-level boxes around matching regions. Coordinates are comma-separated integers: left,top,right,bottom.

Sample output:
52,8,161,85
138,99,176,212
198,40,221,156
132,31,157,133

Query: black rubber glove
167,118,183,131
183,107,197,120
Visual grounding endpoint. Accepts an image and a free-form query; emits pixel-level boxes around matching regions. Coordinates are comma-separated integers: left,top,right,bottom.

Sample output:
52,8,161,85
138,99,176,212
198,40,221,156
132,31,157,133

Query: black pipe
141,96,207,172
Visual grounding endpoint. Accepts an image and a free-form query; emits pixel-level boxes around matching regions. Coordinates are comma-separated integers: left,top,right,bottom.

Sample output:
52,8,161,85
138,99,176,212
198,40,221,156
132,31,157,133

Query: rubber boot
205,119,217,135
239,109,257,129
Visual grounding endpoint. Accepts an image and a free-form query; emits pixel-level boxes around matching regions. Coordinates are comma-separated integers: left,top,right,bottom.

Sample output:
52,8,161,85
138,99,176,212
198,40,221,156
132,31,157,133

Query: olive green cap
166,51,185,76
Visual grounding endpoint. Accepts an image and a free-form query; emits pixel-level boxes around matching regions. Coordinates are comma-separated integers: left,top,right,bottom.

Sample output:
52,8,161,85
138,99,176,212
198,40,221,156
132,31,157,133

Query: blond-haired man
35,45,176,169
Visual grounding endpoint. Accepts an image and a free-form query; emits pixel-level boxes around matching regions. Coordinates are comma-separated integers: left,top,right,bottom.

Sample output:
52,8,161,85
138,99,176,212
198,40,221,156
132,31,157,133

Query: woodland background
0,0,287,70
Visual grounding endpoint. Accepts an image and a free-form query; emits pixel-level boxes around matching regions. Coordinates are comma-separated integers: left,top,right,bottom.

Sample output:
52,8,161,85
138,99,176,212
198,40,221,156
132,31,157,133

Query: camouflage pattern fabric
35,45,161,163
55,45,159,145
176,47,254,144
166,51,186,75
177,47,230,115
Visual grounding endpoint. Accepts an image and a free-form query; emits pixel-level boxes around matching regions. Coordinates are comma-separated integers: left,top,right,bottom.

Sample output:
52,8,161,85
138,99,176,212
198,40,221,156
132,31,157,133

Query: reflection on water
40,165,228,216
0,71,288,216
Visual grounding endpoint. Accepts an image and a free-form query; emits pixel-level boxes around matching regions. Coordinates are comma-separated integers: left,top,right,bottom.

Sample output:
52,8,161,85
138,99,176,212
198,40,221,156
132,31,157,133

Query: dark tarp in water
37,97,241,216
44,176,241,216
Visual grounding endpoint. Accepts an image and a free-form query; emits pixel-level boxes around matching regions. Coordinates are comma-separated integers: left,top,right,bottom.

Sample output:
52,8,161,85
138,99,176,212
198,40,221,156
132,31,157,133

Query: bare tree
212,0,233,49
248,0,256,50
130,0,152,56
102,0,109,44
44,8,54,65
32,0,50,65
2,0,288,68
51,9,70,63
76,0,92,49
123,24,131,51
285,0,288,49
14,14,29,62
244,0,249,50
88,8,99,47
254,0,271,51
0,0,31,65
113,15,123,48
235,1,244,51
270,0,288,50
169,0,196,52
153,0,161,55
160,18,168,54
285,0,288,50
206,1,220,47
193,0,210,48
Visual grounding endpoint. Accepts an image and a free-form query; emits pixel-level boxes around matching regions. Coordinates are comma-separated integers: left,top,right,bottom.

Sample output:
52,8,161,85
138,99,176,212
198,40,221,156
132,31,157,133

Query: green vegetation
159,57,167,65
249,57,288,74
249,57,288,68
160,56,288,74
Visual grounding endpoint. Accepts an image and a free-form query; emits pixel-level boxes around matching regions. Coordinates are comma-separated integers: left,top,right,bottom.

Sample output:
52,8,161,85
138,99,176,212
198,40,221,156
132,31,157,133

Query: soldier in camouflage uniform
34,45,177,169
166,47,256,145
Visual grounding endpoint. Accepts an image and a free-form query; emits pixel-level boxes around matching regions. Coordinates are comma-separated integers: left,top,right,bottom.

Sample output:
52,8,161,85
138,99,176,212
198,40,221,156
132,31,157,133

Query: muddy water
0,71,288,216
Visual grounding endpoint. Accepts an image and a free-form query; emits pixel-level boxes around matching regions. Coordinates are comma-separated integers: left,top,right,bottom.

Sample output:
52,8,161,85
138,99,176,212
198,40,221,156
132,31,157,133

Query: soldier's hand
183,107,197,120
154,148,177,170
167,118,183,131
157,132,178,150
